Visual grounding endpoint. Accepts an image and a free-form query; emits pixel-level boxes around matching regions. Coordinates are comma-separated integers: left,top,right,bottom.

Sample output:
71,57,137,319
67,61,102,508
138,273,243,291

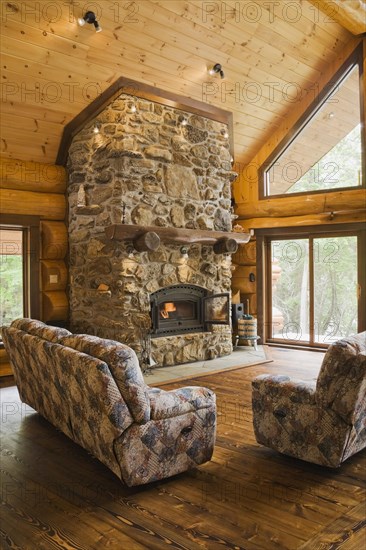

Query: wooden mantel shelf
105,224,251,253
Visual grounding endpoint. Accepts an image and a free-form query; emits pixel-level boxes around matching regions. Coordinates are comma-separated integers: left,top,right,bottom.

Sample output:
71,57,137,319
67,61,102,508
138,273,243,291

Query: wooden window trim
0,215,40,342
259,43,365,199
256,223,366,348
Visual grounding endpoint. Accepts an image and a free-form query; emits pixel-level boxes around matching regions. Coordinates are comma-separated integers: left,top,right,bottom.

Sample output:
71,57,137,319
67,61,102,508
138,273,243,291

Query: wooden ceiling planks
308,0,366,35
0,0,352,165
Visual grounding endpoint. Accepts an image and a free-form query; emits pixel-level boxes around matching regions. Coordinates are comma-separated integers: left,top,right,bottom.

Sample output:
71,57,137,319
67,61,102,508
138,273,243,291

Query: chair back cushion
316,332,366,424
11,318,71,342
60,334,150,423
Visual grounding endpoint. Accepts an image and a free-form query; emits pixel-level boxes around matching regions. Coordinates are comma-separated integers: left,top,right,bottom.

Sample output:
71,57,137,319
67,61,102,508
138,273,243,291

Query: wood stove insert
150,284,230,337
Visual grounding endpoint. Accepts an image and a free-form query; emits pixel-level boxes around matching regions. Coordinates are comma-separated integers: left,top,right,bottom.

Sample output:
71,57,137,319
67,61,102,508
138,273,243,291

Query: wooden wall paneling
1,0,353,165
0,189,65,220
40,221,68,260
308,0,366,35
232,241,257,266
231,266,257,294
0,158,66,193
42,291,68,322
2,18,89,60
41,260,67,292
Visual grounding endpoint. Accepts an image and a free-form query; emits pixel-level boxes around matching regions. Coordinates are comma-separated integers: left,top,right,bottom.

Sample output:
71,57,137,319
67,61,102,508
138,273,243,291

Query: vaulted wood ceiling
0,1,356,166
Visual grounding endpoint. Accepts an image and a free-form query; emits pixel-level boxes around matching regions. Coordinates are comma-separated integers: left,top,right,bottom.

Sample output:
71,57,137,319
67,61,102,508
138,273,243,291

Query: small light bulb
95,25,102,33
181,118,188,126
93,124,100,134
78,17,86,26
208,68,215,76
129,104,136,113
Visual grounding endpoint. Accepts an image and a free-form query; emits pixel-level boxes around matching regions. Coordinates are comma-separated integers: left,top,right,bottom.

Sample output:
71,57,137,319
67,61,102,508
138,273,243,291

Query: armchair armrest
149,386,216,421
252,374,317,407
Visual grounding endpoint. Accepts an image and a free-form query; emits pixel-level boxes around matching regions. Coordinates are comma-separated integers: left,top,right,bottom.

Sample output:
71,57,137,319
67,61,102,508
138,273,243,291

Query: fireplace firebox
150,284,230,337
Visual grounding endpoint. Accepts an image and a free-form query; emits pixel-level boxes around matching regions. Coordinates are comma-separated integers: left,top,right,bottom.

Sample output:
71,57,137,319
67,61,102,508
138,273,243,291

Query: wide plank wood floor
1,347,365,549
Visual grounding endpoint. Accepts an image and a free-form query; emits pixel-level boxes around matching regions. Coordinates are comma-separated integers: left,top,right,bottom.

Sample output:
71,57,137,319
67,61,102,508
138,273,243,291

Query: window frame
256,223,366,349
259,43,365,199
0,215,40,343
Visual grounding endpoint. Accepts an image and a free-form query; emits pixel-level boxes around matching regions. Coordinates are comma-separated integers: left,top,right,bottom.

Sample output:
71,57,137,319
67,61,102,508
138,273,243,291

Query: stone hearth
67,93,237,367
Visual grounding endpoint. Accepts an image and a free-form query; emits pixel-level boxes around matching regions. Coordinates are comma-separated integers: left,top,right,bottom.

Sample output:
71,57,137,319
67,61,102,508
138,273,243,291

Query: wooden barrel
238,318,257,339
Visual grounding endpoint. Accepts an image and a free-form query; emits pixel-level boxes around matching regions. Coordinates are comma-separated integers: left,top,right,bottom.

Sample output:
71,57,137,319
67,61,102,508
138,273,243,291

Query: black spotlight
209,63,225,79
78,11,102,32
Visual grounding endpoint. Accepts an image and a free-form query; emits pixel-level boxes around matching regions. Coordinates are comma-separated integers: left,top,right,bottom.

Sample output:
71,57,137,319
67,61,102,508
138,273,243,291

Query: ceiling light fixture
78,11,102,32
209,63,225,78
127,101,137,113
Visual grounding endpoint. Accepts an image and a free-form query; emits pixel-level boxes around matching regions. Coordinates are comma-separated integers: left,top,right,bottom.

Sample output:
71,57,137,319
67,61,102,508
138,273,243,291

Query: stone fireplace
67,91,240,367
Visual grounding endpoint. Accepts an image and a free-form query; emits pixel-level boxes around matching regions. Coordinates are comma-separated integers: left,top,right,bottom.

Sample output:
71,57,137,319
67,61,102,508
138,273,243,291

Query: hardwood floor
1,347,365,549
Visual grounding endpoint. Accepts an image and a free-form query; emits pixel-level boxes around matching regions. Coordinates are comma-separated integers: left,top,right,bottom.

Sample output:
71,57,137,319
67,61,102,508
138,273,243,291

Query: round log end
134,231,161,252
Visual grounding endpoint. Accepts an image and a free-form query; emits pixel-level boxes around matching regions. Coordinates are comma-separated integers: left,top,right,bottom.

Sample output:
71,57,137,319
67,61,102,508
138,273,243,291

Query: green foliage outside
288,124,362,194
272,236,357,342
0,256,24,330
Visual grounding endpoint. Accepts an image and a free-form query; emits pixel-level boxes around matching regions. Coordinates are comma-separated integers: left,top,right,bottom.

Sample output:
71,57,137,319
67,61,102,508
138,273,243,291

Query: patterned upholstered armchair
2,319,216,486
252,332,366,467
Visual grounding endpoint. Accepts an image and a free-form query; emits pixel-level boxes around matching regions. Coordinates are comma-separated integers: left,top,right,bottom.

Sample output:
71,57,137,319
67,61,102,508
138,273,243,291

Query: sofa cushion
60,334,150,424
148,386,216,421
316,332,366,424
11,318,71,343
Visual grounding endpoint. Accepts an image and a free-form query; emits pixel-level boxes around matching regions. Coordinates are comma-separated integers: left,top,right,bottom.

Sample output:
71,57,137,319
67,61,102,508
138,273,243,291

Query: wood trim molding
0,214,41,321
56,77,234,166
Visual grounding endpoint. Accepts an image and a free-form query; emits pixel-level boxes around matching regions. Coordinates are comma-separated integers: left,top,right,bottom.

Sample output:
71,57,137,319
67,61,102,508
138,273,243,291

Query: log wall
0,158,68,377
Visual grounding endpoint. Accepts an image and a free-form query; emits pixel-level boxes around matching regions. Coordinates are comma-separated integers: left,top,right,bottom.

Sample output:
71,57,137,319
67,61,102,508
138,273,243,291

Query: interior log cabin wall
232,37,366,327
0,159,68,376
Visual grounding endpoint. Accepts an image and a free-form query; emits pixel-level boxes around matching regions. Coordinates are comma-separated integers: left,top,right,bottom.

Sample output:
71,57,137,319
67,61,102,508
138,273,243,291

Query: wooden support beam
236,209,366,231
0,189,65,220
235,189,366,219
0,158,66,194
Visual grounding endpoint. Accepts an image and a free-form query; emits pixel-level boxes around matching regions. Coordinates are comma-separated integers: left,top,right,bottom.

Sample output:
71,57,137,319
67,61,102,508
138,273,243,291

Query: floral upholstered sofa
252,332,366,467
2,319,216,486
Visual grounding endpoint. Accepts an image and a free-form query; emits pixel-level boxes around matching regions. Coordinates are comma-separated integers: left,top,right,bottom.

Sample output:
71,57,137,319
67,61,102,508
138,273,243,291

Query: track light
209,63,225,78
78,11,102,32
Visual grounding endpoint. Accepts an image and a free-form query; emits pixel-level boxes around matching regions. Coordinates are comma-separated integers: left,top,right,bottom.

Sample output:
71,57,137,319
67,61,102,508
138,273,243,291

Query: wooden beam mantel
105,224,251,253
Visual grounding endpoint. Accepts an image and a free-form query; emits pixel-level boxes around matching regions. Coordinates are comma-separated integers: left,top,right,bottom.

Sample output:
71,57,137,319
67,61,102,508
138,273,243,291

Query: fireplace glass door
203,293,230,324
150,285,230,336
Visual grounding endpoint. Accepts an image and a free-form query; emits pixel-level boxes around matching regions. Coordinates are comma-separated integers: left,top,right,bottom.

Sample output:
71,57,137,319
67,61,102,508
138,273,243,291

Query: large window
261,44,364,197
0,215,40,340
257,225,365,348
